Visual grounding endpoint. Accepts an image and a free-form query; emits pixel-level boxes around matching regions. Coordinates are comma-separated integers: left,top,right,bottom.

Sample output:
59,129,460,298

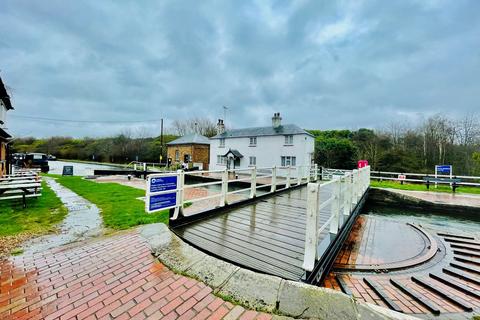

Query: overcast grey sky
1,0,479,138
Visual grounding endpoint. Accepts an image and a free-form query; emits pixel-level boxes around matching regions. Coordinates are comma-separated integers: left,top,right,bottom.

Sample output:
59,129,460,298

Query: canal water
364,205,480,235
48,160,121,176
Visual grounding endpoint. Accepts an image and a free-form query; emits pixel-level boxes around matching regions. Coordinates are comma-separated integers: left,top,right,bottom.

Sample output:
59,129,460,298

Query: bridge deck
171,185,335,281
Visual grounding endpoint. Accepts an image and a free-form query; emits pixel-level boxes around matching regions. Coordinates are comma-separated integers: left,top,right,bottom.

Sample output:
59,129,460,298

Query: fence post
220,169,228,206
286,166,291,188
329,178,341,235
250,166,257,199
313,164,318,181
271,166,277,192
302,183,320,272
134,163,137,171
356,169,361,200
344,173,351,216
172,170,184,220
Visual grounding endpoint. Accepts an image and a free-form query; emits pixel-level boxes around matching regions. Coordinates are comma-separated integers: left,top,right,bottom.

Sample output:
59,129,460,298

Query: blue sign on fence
436,165,452,174
149,192,177,211
150,176,177,193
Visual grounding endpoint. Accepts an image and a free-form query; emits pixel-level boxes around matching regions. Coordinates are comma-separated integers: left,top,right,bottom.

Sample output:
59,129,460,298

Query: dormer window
219,138,225,148
284,135,293,145
249,137,257,146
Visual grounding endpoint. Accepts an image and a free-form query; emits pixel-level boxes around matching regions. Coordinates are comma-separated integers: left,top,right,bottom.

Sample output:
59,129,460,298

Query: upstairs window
219,138,225,148
284,135,293,145
249,156,256,166
249,137,257,146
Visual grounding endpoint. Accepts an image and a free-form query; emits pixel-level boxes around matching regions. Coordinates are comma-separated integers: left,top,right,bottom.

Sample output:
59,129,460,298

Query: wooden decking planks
172,185,334,280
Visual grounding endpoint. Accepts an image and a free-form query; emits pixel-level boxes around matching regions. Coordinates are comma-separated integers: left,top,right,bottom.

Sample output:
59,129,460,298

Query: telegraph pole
160,118,164,165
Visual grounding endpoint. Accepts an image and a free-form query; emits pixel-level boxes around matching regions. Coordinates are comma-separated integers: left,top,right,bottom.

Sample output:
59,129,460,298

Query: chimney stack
272,112,282,129
216,119,225,135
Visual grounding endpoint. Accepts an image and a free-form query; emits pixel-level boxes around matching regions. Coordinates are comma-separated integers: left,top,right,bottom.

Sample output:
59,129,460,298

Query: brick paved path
0,231,272,320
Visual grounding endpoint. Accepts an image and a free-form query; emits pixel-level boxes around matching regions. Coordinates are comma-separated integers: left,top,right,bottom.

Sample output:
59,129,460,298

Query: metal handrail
303,166,370,272
146,164,320,218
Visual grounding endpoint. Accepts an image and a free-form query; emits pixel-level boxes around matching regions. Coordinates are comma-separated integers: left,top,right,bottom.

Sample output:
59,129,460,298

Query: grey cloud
0,0,479,137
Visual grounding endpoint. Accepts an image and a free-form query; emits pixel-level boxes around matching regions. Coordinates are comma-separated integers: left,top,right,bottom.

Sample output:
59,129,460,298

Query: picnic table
0,175,40,182
0,180,42,208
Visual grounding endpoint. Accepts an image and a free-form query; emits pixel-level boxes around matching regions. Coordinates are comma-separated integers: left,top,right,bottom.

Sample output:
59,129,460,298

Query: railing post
302,182,320,272
172,170,184,220
343,174,351,217
297,166,302,185
286,166,291,188
329,178,341,235
271,166,277,192
356,169,361,200
250,166,257,199
220,169,228,206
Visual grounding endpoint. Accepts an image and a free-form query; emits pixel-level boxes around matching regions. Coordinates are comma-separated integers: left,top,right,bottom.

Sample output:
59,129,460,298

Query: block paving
0,231,273,320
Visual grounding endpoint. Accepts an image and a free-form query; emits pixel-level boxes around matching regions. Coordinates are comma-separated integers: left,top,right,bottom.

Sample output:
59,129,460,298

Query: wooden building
166,133,210,170
0,76,13,176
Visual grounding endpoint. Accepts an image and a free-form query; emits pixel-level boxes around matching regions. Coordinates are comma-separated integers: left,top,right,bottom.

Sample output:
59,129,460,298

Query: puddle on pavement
22,177,103,254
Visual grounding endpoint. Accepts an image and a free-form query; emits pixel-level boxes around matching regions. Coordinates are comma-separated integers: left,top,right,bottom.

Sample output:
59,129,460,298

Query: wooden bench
423,177,462,192
0,181,42,208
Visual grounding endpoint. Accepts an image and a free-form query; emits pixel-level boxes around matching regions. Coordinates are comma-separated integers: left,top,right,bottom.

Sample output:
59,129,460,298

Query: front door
228,158,235,170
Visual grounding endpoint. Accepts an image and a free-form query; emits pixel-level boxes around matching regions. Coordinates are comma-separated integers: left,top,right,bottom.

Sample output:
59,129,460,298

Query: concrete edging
140,223,419,320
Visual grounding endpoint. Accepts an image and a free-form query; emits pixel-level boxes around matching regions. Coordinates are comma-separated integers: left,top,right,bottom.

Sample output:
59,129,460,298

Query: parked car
47,154,57,161
24,153,49,173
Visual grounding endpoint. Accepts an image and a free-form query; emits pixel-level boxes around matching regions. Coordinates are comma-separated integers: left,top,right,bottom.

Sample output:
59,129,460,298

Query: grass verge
371,180,480,195
51,175,169,229
0,181,67,257
0,181,67,237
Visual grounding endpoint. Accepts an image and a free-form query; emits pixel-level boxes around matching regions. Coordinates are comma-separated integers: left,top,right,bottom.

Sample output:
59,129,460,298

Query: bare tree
171,117,217,137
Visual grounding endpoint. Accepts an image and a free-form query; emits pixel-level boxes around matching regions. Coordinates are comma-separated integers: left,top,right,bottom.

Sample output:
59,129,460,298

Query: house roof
0,76,13,110
166,133,210,145
0,127,12,140
211,124,313,139
223,149,243,158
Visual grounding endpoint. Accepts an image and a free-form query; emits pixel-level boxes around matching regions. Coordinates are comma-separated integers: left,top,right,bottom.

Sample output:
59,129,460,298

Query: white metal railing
302,166,370,272
145,164,320,218
370,170,480,187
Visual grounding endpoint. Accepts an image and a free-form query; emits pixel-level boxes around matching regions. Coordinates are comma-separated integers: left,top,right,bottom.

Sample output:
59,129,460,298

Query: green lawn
0,181,67,237
52,175,169,229
371,180,480,195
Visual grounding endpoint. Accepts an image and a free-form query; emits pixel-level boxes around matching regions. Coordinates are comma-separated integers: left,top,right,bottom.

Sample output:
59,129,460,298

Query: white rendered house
209,113,315,171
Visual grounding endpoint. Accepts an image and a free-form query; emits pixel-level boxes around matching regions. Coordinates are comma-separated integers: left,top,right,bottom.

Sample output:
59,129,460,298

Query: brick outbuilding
166,133,210,170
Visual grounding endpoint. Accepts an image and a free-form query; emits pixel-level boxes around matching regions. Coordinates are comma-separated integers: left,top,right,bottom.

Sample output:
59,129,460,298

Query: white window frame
249,156,256,166
284,135,293,145
281,156,296,167
217,155,226,165
219,138,225,148
175,150,180,161
249,137,257,146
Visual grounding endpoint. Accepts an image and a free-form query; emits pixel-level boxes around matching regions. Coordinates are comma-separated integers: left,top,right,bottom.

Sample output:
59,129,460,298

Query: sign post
145,173,180,214
434,165,452,188
62,165,74,176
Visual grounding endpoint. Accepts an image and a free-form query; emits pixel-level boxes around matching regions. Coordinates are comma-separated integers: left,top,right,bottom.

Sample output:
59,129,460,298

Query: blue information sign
150,176,178,193
149,192,177,211
436,165,452,174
